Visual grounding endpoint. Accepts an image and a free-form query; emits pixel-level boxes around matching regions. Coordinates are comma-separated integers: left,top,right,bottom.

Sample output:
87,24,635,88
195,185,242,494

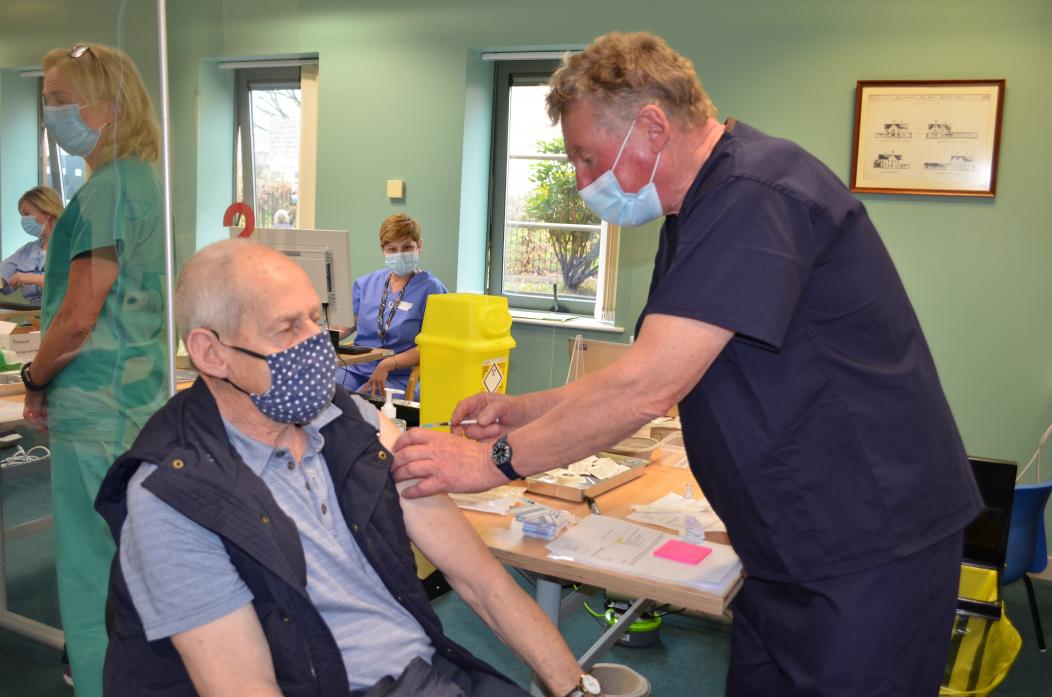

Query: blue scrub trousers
727,530,963,697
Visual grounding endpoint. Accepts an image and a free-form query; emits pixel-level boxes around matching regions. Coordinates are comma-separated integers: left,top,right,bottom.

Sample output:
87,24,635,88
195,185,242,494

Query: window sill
509,309,624,334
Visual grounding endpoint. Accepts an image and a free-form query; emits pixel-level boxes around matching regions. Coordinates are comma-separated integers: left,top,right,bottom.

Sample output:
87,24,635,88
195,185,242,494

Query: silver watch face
492,438,512,466
581,674,601,695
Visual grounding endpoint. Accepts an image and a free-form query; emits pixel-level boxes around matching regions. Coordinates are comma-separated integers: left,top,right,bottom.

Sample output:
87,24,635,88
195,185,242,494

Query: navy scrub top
639,120,982,583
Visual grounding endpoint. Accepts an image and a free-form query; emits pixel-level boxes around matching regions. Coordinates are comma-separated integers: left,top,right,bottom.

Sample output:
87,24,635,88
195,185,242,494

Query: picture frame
850,80,1005,197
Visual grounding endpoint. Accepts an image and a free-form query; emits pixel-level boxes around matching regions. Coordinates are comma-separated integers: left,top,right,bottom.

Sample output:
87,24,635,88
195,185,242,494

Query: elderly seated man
95,239,601,697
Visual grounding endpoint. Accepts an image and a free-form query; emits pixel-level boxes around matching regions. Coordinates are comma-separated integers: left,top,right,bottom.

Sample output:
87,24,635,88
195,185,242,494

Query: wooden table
464,454,740,694
336,346,393,366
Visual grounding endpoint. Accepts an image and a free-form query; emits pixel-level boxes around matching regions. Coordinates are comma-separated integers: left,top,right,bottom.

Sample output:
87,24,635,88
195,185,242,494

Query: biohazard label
482,360,506,393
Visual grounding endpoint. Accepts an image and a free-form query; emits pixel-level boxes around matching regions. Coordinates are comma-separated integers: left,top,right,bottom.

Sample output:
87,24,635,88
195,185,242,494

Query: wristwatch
490,436,522,481
564,673,602,697
20,362,48,392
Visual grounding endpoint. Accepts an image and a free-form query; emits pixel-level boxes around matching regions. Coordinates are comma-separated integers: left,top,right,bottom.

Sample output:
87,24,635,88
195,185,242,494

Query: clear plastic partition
0,5,173,694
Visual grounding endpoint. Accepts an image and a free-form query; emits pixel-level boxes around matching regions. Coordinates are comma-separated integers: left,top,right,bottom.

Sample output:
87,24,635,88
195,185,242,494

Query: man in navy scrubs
393,31,981,696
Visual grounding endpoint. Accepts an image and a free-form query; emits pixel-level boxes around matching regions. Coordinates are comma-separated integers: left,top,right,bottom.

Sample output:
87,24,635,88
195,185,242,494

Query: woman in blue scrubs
1,186,63,305
337,214,446,398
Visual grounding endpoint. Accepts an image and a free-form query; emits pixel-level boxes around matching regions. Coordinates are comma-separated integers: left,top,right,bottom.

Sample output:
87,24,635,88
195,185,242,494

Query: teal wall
0,70,40,259
1,2,1051,500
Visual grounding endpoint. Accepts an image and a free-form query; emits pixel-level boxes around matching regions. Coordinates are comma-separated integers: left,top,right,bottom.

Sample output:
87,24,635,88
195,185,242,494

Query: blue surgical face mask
43,103,102,158
216,329,337,425
21,216,44,238
578,120,664,227
385,250,419,277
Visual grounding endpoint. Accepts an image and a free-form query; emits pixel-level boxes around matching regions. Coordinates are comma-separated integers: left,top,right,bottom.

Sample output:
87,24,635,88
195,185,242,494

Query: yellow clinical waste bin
415,293,516,429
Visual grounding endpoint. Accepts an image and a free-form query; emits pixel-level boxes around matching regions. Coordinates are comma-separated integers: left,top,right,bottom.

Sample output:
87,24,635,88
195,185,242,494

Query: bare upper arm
170,603,283,697
377,416,505,588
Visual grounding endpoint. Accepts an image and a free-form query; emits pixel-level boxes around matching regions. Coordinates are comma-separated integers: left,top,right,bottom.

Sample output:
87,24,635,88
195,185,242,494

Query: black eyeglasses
68,44,94,60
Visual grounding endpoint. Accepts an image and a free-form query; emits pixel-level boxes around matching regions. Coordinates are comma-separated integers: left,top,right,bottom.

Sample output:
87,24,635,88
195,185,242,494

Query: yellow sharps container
415,293,516,430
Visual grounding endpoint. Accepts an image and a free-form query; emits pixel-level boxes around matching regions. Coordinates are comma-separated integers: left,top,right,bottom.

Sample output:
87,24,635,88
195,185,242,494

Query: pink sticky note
653,539,712,565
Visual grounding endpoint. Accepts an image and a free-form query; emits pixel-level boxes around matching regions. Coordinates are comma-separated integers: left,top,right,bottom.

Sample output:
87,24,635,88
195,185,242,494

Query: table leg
576,596,649,670
0,453,65,649
528,576,651,693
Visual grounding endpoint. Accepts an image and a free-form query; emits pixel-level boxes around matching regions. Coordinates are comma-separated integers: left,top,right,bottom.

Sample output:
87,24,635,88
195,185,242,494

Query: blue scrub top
639,120,982,582
0,238,46,304
342,269,447,392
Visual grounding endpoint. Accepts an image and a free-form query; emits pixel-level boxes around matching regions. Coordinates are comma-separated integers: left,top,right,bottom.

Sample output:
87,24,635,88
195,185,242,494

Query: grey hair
174,238,264,343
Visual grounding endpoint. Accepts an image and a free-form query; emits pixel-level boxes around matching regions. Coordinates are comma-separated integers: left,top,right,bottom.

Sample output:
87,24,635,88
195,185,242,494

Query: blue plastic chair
1004,480,1052,652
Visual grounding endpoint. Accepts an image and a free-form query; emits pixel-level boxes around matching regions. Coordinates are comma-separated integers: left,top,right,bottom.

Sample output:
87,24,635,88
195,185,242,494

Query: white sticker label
482,362,505,393
397,301,414,311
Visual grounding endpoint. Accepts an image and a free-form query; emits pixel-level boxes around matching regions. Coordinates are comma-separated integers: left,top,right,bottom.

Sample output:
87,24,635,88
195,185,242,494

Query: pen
583,495,601,515
419,419,480,429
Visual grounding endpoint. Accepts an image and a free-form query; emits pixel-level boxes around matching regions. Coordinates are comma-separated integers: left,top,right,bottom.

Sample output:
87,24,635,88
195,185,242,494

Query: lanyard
377,273,413,345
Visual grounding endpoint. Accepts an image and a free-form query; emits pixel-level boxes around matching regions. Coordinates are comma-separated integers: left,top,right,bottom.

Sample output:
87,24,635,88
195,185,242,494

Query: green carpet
3,466,1050,695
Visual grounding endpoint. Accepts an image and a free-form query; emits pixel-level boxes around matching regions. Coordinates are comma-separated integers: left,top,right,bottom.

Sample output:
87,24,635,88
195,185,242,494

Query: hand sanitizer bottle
382,388,407,432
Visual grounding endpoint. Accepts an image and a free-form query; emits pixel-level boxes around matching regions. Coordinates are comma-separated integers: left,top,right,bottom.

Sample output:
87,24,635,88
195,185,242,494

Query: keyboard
337,345,374,356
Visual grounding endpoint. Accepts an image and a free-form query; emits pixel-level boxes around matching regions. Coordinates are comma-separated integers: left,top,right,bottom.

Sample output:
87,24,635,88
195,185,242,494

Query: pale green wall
1,2,1051,504
164,0,1052,506
0,70,40,259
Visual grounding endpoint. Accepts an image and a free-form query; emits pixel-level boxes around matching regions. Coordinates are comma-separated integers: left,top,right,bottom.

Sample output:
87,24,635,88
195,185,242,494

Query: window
488,60,619,319
235,66,305,229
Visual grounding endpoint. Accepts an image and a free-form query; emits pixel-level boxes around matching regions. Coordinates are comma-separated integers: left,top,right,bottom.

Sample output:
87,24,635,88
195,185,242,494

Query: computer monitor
228,227,353,327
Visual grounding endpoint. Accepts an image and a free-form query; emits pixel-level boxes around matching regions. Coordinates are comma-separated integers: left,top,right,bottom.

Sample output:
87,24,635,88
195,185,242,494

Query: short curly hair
379,214,421,247
546,32,716,130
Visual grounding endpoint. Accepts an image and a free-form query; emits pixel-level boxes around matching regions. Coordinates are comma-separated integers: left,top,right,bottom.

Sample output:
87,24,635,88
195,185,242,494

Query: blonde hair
546,32,716,130
42,43,160,162
18,186,64,220
379,214,421,247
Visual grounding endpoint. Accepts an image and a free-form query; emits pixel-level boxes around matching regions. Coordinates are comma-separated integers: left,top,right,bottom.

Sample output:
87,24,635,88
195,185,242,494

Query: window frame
234,65,303,225
487,59,619,319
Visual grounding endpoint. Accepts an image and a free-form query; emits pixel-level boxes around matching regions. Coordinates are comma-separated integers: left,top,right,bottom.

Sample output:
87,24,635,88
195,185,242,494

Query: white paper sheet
546,515,741,594
627,492,727,533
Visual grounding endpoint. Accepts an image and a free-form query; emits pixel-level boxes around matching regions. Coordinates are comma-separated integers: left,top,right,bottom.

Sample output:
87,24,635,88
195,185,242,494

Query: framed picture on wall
850,80,1005,197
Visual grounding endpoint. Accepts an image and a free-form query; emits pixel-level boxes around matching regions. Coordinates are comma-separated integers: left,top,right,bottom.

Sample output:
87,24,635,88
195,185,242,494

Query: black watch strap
21,361,48,392
495,459,521,481
491,436,522,481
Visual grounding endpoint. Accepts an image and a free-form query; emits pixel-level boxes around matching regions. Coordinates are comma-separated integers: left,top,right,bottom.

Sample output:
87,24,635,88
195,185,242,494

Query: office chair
957,456,1017,620
1004,480,1052,652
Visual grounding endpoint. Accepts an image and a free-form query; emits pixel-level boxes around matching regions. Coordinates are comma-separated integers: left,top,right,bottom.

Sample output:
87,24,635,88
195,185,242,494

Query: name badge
398,300,414,311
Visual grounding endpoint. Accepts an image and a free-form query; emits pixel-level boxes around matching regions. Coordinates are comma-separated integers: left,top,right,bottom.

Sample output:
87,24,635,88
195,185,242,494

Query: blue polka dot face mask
214,329,337,425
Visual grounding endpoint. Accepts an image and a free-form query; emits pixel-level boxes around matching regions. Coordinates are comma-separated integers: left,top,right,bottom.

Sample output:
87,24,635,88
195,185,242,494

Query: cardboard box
525,453,648,502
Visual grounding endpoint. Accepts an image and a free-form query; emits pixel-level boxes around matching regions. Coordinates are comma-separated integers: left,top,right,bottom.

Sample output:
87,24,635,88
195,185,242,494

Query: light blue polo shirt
119,396,435,690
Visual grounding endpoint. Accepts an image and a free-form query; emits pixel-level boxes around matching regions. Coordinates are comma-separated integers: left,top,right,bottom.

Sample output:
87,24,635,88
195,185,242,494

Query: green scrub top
41,157,166,441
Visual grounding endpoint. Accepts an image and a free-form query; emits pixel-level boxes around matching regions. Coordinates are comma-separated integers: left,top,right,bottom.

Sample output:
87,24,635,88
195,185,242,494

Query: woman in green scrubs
22,43,165,697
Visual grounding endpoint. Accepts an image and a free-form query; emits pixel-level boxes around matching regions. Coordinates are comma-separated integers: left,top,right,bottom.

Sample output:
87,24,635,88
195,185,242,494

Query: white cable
0,445,52,469
1016,421,1052,482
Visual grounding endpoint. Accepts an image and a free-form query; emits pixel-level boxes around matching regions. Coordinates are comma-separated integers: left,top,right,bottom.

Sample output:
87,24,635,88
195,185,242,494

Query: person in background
1,186,63,306
337,213,446,398
273,208,292,228
23,42,166,696
392,31,982,697
94,239,597,697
